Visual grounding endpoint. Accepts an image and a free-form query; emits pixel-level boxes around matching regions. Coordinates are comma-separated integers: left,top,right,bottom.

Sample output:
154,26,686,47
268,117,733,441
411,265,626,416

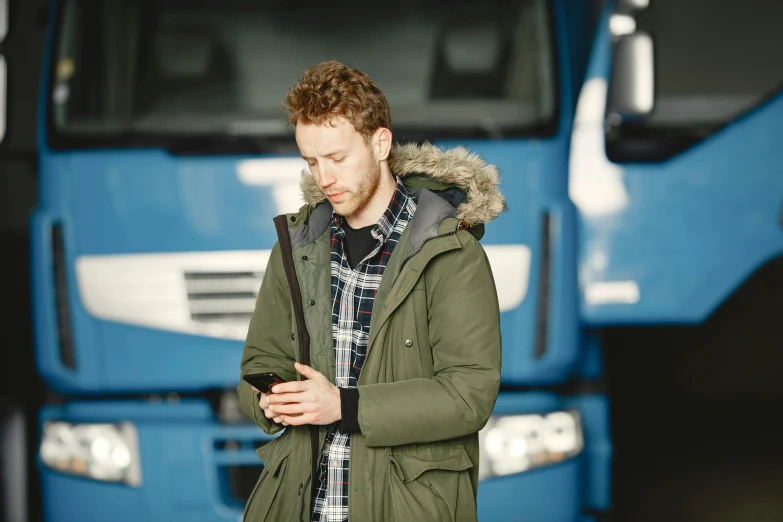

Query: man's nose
317,163,336,188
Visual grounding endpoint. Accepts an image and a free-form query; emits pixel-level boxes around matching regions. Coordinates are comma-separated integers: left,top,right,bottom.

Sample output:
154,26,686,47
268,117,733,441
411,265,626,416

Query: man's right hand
251,386,287,426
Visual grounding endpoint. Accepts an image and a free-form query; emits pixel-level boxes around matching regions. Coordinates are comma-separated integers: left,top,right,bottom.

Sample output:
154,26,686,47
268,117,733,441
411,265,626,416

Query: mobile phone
243,372,287,394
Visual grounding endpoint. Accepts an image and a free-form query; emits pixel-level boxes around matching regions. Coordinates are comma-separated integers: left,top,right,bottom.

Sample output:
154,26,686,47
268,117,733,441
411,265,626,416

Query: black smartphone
243,372,288,394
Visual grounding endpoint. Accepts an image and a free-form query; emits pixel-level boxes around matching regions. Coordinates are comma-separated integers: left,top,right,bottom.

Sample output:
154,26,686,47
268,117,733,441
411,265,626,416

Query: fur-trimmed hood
299,142,506,225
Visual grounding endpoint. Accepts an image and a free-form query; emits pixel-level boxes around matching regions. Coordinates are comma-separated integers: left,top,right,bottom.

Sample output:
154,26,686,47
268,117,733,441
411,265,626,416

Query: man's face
296,118,381,219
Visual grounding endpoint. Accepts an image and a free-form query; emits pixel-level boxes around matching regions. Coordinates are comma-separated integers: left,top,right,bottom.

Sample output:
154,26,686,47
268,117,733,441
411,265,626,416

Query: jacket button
309,299,316,306
291,333,295,340
405,339,413,347
290,216,296,222
302,255,308,261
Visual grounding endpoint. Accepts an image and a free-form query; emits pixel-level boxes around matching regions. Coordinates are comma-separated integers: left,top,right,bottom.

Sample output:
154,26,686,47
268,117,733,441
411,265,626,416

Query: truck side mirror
0,0,7,144
608,32,655,121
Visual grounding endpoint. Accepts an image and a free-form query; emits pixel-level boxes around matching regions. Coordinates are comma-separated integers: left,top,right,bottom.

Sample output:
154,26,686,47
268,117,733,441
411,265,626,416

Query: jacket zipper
299,475,311,522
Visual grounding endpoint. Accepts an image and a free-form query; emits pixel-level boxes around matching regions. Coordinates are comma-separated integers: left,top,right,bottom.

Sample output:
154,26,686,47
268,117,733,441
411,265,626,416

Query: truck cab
573,0,783,519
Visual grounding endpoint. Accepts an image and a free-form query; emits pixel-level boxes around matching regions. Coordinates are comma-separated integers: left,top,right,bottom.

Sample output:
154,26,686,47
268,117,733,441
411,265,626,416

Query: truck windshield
49,0,556,150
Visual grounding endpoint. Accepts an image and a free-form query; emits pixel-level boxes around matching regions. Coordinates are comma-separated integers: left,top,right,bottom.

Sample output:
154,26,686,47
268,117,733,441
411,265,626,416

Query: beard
329,155,382,219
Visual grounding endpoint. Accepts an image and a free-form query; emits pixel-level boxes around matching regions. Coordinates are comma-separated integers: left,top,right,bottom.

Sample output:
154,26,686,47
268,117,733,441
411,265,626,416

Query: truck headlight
479,411,583,480
40,421,142,486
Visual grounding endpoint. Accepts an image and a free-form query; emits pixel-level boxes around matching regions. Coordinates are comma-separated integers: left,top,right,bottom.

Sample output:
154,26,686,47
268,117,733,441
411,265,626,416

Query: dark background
0,0,46,390
0,2,48,521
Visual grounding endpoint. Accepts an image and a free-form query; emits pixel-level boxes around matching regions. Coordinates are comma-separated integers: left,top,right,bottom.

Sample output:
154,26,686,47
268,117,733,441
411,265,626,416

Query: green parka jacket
238,143,505,522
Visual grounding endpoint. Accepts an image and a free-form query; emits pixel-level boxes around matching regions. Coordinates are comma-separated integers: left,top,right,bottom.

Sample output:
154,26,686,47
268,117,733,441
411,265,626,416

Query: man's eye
334,157,346,163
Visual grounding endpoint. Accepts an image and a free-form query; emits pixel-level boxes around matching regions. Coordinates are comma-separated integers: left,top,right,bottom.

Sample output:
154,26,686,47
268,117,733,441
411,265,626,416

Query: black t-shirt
342,222,377,269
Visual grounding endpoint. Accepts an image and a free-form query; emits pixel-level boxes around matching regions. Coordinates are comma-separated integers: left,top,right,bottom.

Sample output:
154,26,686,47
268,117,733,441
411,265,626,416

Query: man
237,61,503,522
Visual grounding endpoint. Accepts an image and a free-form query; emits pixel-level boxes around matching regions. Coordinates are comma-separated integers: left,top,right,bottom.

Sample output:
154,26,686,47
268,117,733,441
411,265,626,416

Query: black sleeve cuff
338,387,361,433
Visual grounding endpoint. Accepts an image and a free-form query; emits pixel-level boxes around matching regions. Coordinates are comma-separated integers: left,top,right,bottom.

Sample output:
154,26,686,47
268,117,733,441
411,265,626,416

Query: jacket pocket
385,445,476,522
244,438,293,522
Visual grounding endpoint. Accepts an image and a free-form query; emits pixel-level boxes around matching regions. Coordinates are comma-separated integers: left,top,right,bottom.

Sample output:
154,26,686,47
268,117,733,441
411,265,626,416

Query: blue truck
16,0,783,520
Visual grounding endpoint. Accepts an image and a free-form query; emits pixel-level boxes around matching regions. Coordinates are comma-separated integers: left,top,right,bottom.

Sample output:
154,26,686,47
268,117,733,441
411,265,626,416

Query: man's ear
373,127,393,161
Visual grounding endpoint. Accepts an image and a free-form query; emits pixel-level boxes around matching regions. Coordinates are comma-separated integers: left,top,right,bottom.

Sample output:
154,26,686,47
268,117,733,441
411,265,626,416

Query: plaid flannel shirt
311,178,417,522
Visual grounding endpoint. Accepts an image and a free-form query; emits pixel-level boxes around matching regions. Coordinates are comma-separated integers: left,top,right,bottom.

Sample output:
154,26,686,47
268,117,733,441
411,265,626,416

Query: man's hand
265,362,342,426
250,387,292,426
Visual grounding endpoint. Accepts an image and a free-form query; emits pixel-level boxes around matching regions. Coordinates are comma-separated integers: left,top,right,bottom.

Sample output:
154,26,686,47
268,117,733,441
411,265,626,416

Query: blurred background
0,0,782,521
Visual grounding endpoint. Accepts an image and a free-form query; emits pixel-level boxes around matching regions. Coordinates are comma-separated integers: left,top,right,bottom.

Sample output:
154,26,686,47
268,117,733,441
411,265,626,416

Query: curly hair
284,61,391,142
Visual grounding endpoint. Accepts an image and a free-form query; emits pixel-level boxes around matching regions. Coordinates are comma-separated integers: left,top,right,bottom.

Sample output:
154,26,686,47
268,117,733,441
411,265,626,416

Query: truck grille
184,271,263,325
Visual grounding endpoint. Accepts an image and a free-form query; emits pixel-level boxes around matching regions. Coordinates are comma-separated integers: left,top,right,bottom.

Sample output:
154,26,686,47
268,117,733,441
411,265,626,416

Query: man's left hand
265,362,342,426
